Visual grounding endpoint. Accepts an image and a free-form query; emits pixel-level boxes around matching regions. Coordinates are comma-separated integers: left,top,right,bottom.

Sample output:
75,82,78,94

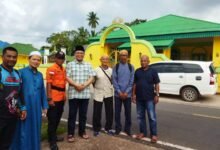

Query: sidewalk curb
60,118,194,150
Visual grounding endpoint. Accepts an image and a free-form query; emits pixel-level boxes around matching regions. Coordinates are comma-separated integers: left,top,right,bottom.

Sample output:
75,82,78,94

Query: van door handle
179,75,183,78
196,76,202,80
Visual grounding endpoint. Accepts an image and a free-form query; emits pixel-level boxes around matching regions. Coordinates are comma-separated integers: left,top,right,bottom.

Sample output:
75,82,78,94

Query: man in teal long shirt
11,51,48,150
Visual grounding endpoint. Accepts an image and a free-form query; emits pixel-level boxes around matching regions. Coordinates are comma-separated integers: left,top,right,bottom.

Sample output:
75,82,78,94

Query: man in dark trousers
0,47,26,150
46,51,66,150
132,55,160,143
66,45,95,142
112,49,134,136
92,55,114,136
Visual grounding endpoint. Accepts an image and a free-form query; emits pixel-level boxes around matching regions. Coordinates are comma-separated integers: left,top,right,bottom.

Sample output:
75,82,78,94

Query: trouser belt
51,85,65,91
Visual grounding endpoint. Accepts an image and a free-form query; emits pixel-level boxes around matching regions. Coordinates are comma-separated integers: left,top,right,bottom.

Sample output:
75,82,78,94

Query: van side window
163,64,184,73
150,64,164,73
183,64,204,73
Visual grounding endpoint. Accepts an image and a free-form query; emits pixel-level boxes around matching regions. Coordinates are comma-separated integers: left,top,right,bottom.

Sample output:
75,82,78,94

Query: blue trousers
136,100,157,136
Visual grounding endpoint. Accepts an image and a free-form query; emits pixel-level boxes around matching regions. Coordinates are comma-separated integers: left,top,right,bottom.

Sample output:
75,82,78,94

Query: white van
150,61,218,101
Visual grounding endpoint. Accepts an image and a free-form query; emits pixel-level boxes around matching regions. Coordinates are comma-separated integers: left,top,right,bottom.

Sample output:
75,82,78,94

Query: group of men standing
63,47,160,147
0,45,160,150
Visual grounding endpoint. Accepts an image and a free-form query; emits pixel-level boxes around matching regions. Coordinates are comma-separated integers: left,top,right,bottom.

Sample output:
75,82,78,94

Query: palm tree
87,11,99,37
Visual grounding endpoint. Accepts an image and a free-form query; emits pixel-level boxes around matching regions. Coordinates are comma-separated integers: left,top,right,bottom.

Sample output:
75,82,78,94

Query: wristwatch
156,93,160,97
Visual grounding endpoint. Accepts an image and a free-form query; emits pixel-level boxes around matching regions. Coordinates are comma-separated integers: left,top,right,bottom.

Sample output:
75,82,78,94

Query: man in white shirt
92,55,114,136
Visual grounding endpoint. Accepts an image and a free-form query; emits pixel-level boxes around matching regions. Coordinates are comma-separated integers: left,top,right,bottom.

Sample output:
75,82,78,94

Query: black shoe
56,136,64,142
93,131,99,137
105,130,115,136
50,143,59,150
125,131,131,136
115,130,121,135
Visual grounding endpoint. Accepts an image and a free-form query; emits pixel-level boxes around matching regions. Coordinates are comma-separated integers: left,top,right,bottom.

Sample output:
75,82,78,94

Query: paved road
62,94,220,150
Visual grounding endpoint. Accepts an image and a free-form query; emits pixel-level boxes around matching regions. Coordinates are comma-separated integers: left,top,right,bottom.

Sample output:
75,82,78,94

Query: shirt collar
28,66,38,74
54,63,63,70
119,62,127,66
75,60,85,64
0,64,16,73
141,67,149,71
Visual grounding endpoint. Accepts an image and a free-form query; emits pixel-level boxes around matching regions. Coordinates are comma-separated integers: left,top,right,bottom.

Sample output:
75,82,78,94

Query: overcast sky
1,0,220,48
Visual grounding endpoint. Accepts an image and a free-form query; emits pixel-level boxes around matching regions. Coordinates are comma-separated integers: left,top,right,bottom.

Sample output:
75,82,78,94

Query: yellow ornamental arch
84,23,169,69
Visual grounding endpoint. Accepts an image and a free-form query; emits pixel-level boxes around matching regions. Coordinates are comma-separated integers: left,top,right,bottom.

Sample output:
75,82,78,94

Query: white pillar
61,47,67,64
44,56,48,64
44,47,50,64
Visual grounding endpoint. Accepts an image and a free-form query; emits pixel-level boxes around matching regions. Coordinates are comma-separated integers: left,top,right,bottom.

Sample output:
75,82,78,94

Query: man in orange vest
46,51,66,150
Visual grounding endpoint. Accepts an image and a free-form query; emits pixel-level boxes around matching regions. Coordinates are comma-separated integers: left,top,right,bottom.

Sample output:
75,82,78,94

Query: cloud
181,0,220,12
58,20,71,31
0,0,220,48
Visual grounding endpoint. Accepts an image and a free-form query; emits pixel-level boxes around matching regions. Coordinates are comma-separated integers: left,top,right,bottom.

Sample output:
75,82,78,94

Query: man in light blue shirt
112,50,134,135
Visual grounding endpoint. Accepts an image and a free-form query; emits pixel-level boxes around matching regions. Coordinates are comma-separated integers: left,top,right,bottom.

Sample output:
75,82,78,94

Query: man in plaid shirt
66,45,95,142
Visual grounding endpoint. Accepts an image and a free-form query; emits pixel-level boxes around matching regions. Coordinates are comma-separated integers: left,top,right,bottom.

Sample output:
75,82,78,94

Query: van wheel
181,87,198,102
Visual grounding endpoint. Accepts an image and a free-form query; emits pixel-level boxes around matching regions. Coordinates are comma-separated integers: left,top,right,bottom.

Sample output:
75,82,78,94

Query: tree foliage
46,31,76,55
46,27,90,55
73,27,90,45
97,26,107,34
125,18,147,26
87,11,99,36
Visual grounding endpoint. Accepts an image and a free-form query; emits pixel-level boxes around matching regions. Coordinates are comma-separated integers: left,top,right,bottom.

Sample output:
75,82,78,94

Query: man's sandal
67,135,75,143
132,133,145,140
151,136,158,143
80,134,89,139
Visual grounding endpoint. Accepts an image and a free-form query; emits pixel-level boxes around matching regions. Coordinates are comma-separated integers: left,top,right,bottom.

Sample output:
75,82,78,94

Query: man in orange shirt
46,51,66,150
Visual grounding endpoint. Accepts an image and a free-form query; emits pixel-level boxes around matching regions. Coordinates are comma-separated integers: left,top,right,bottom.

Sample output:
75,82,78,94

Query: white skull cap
29,51,42,57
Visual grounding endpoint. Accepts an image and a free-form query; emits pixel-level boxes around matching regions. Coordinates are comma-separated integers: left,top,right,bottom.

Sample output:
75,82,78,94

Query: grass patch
41,119,67,141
